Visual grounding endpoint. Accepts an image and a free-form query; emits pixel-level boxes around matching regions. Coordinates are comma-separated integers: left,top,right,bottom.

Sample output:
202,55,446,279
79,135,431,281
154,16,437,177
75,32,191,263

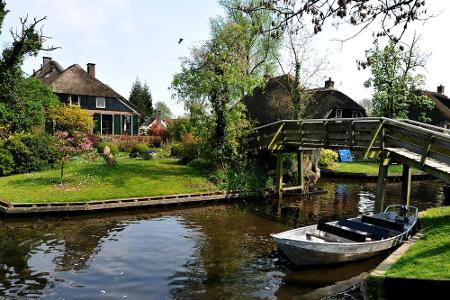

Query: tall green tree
171,0,281,164
0,1,59,133
129,78,153,121
364,38,433,121
154,101,172,119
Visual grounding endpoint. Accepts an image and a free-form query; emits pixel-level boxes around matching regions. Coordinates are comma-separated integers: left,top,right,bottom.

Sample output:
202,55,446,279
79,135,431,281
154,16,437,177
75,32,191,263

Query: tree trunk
60,160,64,184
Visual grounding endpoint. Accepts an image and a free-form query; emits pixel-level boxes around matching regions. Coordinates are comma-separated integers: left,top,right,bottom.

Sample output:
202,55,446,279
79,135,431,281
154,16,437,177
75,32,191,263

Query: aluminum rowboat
271,205,418,266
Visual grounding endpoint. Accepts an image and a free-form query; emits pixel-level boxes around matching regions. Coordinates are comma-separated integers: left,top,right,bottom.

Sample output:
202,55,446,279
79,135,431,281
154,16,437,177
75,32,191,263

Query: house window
96,97,106,108
352,111,359,118
335,109,342,118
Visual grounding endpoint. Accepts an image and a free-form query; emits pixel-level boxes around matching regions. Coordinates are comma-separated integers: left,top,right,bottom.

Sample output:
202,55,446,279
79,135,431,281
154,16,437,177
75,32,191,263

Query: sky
1,0,449,117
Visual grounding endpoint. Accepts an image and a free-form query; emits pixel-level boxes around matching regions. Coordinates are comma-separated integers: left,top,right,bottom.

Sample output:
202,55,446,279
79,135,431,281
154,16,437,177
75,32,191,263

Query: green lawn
0,158,217,203
386,206,450,279
328,160,419,175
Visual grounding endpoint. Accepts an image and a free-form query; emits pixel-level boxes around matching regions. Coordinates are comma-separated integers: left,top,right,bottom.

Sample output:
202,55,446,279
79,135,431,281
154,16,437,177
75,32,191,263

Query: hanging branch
237,0,432,42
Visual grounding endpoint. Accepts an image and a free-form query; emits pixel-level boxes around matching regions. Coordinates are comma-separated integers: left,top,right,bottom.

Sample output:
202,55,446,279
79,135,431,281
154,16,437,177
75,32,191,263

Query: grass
328,160,419,175
0,158,217,203
386,206,450,279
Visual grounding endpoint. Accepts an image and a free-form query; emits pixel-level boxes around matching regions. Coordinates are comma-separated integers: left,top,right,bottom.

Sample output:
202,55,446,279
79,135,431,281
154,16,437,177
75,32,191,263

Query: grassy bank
386,206,450,279
0,158,217,203
328,160,419,175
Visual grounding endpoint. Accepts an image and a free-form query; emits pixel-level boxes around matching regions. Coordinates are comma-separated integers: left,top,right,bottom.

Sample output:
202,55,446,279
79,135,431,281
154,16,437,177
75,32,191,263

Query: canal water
0,179,444,299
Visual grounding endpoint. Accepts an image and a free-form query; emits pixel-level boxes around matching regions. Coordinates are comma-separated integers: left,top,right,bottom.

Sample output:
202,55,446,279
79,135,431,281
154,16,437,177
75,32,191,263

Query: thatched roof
35,63,119,98
34,59,141,116
409,89,450,124
243,75,366,125
423,91,450,119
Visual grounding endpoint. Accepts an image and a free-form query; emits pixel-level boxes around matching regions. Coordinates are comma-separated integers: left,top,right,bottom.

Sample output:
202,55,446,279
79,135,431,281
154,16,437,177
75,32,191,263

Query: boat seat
317,222,367,242
337,219,394,240
361,215,405,232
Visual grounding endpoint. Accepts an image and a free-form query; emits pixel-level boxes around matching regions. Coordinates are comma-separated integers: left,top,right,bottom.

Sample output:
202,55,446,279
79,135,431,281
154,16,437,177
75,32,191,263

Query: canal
0,179,444,299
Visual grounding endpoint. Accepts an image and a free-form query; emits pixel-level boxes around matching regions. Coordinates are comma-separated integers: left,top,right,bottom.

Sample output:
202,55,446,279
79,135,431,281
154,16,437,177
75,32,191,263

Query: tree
0,77,59,133
275,25,330,119
239,0,431,42
52,130,93,184
0,1,59,133
129,78,153,121
154,101,172,119
172,0,280,162
363,38,433,121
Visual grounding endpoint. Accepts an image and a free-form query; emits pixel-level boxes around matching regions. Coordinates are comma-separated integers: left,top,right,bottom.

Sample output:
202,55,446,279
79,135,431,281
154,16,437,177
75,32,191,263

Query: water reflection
0,179,444,299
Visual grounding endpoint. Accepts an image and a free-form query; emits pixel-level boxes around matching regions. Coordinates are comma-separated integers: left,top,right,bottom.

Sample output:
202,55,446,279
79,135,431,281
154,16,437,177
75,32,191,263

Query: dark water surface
0,179,444,299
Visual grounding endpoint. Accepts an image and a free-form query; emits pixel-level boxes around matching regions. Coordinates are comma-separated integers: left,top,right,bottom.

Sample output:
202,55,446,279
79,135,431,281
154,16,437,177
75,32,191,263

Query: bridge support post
297,150,304,191
401,164,412,207
375,152,390,213
276,154,284,198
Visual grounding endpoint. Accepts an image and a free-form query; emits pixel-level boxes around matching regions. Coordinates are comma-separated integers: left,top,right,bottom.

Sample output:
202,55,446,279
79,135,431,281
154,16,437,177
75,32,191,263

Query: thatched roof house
408,85,450,128
243,75,366,125
34,57,141,135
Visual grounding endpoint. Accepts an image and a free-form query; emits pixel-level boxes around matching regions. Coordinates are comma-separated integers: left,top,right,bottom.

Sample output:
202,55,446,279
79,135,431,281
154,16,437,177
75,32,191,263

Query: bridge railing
248,117,450,181
248,118,383,152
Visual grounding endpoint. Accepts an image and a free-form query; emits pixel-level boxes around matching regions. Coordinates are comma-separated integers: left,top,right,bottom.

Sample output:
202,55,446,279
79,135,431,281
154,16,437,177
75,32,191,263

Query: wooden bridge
248,117,450,212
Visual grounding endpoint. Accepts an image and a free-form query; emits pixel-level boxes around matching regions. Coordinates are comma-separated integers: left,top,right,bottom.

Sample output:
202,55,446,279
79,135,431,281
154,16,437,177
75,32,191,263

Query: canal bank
363,206,450,299
0,179,445,299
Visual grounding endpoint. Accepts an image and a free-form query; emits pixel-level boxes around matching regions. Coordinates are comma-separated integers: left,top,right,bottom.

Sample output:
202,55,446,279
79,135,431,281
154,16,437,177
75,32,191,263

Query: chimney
324,77,334,89
87,63,96,78
43,56,52,66
437,84,445,95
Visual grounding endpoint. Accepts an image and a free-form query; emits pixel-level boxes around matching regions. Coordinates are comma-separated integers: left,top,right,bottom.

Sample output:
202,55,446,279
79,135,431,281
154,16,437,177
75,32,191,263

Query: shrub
4,135,32,173
170,142,182,158
130,143,149,158
21,134,61,170
0,148,14,176
318,149,338,168
97,141,119,156
3,134,60,174
177,133,198,164
46,105,94,134
142,149,156,160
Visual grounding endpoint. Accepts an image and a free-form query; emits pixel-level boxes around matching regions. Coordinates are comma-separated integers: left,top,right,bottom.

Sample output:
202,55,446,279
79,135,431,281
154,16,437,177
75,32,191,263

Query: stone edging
370,231,424,278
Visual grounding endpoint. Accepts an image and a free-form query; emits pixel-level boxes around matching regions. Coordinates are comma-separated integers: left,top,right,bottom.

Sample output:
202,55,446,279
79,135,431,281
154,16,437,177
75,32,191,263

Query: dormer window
96,97,106,108
352,111,359,118
335,109,342,118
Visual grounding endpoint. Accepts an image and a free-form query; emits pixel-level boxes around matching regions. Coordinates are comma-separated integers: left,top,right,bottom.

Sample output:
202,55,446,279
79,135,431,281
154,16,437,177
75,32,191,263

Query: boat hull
271,207,417,267
273,234,404,266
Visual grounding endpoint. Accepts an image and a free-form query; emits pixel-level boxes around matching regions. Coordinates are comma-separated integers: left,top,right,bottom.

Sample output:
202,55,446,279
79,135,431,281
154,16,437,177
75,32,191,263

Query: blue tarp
338,149,353,162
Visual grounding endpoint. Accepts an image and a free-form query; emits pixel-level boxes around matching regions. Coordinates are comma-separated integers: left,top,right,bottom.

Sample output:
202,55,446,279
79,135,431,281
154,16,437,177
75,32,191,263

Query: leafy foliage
130,143,149,158
364,39,433,121
97,141,119,156
1,133,60,175
0,77,59,133
0,148,13,176
0,2,58,133
46,104,94,134
52,130,94,183
318,149,338,168
240,0,430,42
154,101,172,119
129,78,153,121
